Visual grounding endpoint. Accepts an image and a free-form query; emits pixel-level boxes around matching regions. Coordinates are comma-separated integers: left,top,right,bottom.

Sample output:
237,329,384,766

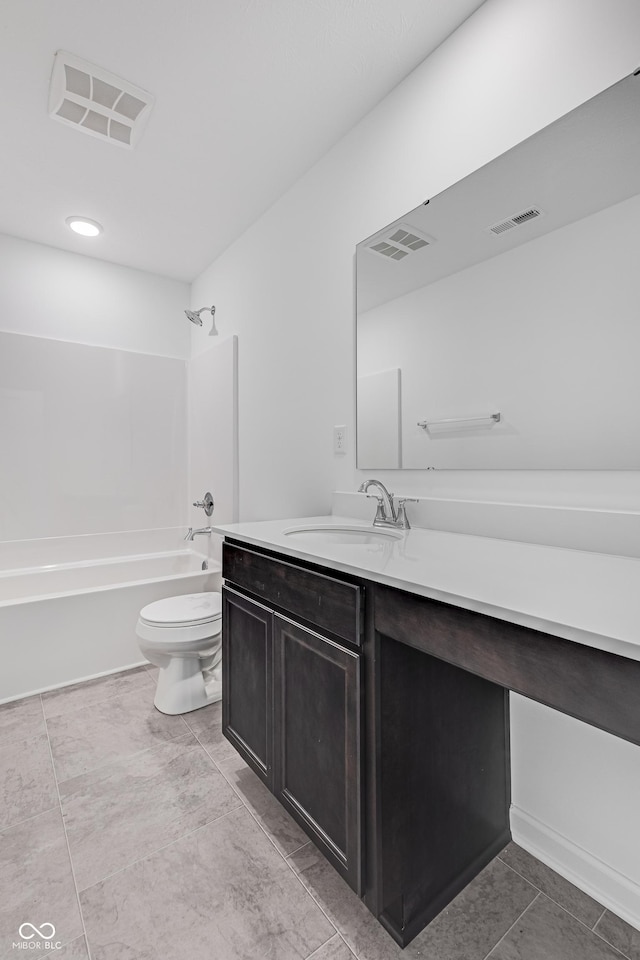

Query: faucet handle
394,497,418,530
193,491,215,517
365,494,388,524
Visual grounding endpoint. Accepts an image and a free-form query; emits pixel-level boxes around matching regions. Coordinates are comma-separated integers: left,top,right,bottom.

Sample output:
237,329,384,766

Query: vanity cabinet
222,541,363,893
221,539,513,946
218,526,640,949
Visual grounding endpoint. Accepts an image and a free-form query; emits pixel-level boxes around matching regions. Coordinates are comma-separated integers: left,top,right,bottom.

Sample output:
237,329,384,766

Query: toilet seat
138,592,222,646
139,592,222,628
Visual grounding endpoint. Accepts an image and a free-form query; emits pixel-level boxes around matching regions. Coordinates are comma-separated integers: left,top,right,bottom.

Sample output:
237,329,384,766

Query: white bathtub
0,536,221,703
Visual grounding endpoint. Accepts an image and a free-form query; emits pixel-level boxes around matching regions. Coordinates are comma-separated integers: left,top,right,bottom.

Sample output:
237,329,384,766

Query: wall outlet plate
334,424,347,455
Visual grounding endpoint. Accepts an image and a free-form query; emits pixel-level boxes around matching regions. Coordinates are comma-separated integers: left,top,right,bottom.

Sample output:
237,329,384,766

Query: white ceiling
0,0,485,281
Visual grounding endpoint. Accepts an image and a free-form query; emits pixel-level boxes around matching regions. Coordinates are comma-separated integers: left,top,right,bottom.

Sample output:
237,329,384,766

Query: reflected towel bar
417,412,501,428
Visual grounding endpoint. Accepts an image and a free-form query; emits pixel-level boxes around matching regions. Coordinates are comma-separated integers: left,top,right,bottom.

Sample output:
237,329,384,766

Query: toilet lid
139,592,222,627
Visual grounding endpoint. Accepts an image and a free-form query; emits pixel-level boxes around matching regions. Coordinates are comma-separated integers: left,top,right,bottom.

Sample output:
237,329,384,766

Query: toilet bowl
136,592,223,715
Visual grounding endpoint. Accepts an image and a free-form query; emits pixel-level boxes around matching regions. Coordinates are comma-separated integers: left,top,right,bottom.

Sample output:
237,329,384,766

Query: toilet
136,592,223,715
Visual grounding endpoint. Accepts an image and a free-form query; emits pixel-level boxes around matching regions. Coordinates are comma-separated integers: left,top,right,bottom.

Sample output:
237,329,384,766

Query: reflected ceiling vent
48,51,154,149
487,206,544,236
367,223,436,262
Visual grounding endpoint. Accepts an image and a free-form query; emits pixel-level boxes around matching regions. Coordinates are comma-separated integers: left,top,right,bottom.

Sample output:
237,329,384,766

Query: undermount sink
283,524,403,545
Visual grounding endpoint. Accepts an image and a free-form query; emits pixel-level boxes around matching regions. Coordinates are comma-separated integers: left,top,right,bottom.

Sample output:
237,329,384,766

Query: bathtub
0,533,221,703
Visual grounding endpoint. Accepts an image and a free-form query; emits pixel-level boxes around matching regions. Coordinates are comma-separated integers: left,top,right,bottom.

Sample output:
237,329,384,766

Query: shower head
184,305,218,336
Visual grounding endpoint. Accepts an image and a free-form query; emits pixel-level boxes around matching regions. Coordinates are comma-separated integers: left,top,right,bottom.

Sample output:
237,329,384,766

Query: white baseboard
510,805,640,931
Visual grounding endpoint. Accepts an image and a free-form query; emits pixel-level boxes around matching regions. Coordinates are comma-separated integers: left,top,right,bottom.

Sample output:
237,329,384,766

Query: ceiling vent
49,51,154,149
487,207,544,236
367,224,437,262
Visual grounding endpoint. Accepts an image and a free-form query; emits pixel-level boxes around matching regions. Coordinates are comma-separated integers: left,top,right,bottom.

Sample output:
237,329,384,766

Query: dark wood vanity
221,537,640,948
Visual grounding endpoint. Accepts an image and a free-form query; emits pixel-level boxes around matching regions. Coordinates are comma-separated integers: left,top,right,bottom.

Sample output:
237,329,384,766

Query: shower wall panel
0,332,187,541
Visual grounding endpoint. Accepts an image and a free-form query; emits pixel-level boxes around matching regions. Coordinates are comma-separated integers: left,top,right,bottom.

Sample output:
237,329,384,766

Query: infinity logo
18,922,56,940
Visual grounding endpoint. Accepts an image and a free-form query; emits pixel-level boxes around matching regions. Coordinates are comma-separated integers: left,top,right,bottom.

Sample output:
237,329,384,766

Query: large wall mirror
356,71,640,469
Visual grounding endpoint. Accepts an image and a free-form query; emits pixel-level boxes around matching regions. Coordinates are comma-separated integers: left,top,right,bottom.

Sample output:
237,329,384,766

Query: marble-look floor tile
0,732,57,830
80,806,335,960
182,701,237,762
307,934,358,959
406,856,539,960
46,688,187,781
61,732,242,890
595,910,640,960
36,935,90,960
0,807,83,957
42,666,153,719
289,843,538,960
218,752,308,856
488,894,624,960
0,695,45,744
499,842,604,927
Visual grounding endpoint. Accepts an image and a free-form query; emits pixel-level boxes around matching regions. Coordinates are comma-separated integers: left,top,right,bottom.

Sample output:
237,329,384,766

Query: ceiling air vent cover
367,223,437,262
49,51,154,149
487,206,544,236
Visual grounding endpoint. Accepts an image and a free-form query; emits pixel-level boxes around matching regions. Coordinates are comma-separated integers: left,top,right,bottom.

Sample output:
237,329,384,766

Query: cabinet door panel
273,615,362,893
222,586,273,787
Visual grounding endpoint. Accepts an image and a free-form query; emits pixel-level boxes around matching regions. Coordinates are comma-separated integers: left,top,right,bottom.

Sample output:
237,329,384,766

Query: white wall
0,233,190,358
190,0,640,927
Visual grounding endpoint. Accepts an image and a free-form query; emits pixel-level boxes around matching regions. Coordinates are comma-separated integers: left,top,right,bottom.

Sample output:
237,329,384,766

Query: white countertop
213,516,640,663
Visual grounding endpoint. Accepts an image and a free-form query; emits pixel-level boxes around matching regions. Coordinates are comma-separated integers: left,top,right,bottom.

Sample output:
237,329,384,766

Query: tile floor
1,665,638,960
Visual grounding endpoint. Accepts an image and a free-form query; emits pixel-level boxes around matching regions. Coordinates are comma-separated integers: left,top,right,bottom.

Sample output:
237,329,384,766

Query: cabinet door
273,614,362,893
222,586,273,788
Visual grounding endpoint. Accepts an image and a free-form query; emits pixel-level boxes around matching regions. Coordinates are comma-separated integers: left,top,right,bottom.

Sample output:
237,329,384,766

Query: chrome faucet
184,526,213,541
357,479,417,530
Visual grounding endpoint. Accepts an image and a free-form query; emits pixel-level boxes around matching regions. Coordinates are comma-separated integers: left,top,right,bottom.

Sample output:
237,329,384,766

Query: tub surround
0,331,187,544
212,515,640,664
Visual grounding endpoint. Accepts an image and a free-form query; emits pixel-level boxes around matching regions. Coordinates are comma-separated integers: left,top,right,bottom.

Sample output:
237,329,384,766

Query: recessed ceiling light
66,216,103,237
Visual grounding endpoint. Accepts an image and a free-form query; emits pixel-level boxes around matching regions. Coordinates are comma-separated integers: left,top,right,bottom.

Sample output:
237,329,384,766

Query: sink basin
283,524,403,545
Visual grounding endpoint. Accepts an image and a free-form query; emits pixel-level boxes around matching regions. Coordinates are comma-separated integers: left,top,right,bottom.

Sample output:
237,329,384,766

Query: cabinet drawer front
223,541,362,645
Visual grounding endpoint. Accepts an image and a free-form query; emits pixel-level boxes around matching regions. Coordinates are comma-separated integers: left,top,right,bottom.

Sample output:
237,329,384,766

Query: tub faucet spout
184,527,213,541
